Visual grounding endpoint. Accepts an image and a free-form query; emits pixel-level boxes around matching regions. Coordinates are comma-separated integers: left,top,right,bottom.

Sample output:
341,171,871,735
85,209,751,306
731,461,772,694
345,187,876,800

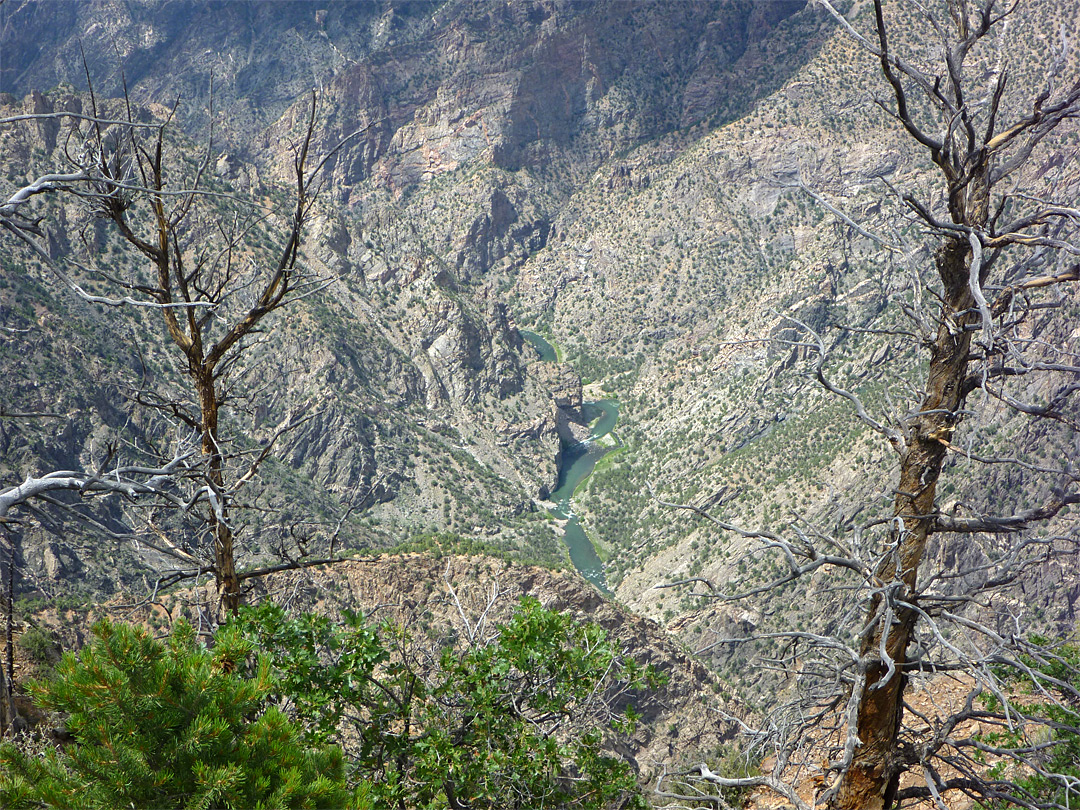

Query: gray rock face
41,544,80,581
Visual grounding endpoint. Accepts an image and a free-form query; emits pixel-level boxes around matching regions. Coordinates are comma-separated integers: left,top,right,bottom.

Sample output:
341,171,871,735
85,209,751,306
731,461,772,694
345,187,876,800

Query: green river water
520,330,616,593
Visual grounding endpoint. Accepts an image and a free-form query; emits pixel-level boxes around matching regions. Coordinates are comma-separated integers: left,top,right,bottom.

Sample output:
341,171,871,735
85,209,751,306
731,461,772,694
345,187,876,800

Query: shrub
15,626,56,667
0,619,356,810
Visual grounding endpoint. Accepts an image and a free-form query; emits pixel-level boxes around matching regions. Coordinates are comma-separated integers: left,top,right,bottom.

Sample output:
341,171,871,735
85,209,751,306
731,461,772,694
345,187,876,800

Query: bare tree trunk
195,368,241,615
0,535,11,736
834,222,985,808
5,544,12,697
215,518,241,614
0,667,9,738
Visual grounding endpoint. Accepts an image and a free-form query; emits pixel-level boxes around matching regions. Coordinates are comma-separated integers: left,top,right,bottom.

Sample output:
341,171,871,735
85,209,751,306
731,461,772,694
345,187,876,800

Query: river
520,330,616,593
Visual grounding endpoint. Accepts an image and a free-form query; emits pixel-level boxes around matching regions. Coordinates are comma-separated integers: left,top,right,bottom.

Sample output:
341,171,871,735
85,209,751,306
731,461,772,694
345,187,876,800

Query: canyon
2,1,1079,805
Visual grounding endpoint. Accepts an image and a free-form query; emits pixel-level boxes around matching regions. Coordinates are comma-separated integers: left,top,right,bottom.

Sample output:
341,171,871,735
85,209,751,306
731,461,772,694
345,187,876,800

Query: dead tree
820,2,1079,806
0,87,349,616
658,2,1080,808
0,446,200,732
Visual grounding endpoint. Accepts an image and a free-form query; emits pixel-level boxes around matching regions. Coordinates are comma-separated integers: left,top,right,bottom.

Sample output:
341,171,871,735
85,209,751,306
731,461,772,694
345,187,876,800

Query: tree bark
0,536,12,736
194,366,241,615
833,191,988,807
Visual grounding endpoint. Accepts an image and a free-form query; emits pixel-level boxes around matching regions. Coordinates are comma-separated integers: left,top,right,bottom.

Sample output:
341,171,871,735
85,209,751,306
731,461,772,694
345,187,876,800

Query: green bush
0,619,356,810
238,598,660,810
16,626,56,667
0,602,658,810
978,640,1080,808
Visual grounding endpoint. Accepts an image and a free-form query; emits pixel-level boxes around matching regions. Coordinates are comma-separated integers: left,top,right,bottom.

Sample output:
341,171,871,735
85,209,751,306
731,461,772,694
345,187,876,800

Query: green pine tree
0,618,358,810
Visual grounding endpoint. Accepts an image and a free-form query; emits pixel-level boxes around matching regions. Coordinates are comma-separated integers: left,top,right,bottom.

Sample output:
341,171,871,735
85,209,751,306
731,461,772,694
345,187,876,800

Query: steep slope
0,0,831,599
524,0,1080,674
